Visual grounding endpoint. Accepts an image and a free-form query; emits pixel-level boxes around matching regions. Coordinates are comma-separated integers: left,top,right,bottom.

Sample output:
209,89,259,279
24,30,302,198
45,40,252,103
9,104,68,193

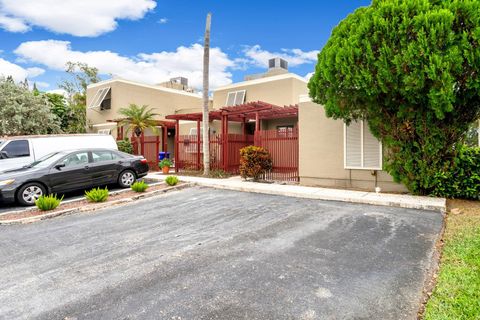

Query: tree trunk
202,13,212,176
136,136,141,155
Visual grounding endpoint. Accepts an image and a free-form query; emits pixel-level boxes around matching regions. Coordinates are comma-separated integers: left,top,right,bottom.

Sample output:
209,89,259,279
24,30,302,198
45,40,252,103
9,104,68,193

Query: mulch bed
0,184,170,222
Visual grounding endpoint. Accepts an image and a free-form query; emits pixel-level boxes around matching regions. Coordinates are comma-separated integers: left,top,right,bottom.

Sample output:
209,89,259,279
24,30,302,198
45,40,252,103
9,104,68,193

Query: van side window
2,140,30,158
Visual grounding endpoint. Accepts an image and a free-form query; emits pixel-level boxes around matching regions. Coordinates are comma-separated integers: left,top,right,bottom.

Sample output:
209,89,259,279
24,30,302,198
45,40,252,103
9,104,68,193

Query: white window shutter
89,87,111,109
234,90,246,105
226,92,236,106
345,121,362,168
363,123,381,169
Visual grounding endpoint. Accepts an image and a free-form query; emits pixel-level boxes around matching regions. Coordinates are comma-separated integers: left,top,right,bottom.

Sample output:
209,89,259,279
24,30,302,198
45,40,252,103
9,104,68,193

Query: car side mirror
54,163,66,170
0,151,8,159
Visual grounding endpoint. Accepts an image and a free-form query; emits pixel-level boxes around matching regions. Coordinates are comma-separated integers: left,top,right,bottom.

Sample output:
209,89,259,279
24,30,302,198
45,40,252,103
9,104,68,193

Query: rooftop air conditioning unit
268,57,288,71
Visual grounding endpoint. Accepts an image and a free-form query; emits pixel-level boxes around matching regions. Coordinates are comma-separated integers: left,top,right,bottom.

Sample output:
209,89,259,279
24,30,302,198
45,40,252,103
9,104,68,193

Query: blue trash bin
158,152,171,160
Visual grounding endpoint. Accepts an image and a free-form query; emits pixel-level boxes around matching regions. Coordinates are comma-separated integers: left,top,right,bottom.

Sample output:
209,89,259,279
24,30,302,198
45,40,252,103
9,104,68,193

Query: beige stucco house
86,58,406,193
86,77,204,155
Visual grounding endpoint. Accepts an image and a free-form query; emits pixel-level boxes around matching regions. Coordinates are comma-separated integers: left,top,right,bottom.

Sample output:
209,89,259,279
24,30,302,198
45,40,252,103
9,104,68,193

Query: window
277,125,294,137
60,152,89,168
88,87,111,110
225,90,246,106
1,140,30,158
97,129,111,135
92,150,119,163
344,120,382,170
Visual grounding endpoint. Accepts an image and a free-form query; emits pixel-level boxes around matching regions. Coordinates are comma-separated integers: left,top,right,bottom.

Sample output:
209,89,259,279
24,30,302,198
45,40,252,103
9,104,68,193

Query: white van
0,134,118,172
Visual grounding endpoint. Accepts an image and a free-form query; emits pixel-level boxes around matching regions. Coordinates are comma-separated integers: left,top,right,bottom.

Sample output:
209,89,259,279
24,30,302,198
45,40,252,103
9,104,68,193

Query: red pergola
165,101,299,172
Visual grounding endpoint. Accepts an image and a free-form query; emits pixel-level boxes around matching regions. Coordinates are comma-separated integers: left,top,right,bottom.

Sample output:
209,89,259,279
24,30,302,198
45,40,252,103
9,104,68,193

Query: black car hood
0,166,44,179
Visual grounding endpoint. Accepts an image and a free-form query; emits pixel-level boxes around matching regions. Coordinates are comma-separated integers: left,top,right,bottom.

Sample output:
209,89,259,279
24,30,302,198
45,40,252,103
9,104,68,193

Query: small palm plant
118,104,159,154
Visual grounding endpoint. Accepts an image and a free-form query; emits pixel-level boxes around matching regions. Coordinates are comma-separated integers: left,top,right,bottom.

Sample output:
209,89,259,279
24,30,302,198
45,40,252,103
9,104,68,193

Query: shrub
35,194,63,211
431,146,480,199
165,176,179,186
117,138,134,154
239,146,273,181
85,187,109,202
158,158,173,168
308,0,480,195
131,180,149,192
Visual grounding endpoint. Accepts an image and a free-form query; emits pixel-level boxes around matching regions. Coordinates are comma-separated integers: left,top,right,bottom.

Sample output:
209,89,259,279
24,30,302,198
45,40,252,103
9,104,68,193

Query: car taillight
140,159,147,164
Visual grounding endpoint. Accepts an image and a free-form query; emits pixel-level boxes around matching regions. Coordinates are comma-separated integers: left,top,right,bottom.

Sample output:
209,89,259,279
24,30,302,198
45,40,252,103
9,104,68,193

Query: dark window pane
3,140,30,158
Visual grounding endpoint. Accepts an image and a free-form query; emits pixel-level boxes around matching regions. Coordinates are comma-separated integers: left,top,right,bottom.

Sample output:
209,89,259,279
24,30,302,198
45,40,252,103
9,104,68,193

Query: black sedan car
0,148,149,206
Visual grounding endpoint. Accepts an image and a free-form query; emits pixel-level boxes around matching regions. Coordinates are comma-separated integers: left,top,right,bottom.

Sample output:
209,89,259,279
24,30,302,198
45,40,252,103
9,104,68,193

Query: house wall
298,98,407,193
86,79,203,139
212,73,308,109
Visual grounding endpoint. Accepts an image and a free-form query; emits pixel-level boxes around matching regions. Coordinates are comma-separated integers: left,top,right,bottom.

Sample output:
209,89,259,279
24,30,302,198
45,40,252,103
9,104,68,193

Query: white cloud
0,0,156,37
15,40,236,89
0,14,29,32
305,72,314,80
158,18,168,24
26,66,45,77
0,58,45,88
243,45,319,68
0,58,30,81
34,81,50,88
46,88,66,95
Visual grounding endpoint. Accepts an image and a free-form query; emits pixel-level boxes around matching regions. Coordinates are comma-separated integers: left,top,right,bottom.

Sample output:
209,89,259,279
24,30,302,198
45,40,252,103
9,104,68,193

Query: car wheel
118,170,136,188
17,182,46,206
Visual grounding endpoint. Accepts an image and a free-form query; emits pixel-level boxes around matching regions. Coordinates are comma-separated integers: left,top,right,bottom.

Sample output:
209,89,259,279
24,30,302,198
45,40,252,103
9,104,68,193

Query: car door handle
84,165,90,170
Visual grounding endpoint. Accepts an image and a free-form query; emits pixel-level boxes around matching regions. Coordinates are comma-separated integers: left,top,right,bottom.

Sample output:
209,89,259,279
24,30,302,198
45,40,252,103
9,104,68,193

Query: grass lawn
424,199,480,320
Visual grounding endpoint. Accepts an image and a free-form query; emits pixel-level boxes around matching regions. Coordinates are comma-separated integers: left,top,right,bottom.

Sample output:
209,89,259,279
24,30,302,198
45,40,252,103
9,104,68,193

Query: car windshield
26,152,67,168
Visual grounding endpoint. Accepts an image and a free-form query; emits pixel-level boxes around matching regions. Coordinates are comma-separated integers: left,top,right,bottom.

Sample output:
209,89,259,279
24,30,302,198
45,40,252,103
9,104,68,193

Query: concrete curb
0,183,192,225
147,174,446,212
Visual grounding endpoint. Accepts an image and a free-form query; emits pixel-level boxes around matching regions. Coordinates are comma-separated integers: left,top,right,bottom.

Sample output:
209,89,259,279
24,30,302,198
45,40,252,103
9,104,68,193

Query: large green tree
59,62,100,133
0,77,61,135
308,0,480,195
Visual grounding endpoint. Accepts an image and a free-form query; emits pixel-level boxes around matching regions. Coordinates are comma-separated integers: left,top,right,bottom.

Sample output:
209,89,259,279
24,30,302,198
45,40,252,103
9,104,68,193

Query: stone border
0,183,192,225
146,174,447,213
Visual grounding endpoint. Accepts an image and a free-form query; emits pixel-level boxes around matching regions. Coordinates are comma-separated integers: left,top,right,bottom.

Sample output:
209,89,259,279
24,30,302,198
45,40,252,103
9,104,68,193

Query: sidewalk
146,174,446,212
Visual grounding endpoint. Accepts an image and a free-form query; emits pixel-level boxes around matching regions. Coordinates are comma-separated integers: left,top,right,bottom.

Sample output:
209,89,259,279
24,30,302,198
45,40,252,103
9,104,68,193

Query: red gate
175,130,298,181
176,133,253,173
255,128,298,182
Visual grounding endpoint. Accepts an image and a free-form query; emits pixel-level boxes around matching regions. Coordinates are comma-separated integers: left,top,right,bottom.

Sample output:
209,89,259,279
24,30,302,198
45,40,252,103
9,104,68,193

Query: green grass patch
424,200,480,320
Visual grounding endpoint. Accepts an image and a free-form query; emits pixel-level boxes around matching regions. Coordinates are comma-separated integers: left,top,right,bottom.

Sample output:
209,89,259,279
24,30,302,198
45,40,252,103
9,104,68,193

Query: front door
48,151,92,193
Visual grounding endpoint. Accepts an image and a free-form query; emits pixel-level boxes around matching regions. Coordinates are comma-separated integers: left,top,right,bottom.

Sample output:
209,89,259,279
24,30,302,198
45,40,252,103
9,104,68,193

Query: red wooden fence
129,136,160,171
255,128,298,182
175,129,298,182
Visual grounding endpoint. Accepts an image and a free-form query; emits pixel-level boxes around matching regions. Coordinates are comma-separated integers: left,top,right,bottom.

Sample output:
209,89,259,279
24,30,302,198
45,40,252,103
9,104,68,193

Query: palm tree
118,104,158,154
202,13,212,176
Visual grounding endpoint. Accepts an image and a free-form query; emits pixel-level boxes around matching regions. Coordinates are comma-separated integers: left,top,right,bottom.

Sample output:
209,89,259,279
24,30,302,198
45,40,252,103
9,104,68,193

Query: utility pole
202,13,211,176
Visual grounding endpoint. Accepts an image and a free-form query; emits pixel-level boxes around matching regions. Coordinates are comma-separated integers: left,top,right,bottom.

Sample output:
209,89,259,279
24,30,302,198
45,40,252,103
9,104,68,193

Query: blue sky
0,0,370,92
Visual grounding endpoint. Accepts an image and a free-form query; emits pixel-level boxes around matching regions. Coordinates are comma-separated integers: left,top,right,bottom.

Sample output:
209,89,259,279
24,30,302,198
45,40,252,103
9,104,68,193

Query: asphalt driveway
0,187,443,320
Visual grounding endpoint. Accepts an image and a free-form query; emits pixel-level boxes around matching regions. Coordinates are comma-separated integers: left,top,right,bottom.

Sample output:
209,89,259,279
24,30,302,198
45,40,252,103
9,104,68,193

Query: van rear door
0,139,34,171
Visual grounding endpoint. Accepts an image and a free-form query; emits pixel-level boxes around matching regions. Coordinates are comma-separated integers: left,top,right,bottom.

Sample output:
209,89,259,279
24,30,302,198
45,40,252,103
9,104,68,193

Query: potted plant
159,158,173,174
